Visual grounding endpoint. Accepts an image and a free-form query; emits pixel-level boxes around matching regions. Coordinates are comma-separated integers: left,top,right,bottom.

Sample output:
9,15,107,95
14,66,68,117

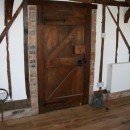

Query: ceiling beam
70,0,130,7
124,8,130,23
125,0,130,4
5,0,14,25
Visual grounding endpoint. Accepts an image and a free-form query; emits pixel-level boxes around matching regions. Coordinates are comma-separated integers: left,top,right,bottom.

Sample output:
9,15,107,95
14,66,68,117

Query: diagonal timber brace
124,8,130,23
0,2,23,44
107,6,130,61
1,0,30,99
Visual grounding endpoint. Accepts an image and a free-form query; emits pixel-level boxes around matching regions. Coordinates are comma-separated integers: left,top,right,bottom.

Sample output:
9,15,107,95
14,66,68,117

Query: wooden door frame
36,1,96,112
83,7,92,104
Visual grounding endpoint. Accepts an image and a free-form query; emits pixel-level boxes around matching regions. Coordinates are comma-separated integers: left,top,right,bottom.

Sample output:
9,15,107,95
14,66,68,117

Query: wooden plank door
37,1,92,113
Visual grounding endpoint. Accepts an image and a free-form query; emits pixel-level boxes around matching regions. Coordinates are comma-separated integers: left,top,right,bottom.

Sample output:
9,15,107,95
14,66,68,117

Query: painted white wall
0,0,129,99
0,0,26,100
94,4,130,91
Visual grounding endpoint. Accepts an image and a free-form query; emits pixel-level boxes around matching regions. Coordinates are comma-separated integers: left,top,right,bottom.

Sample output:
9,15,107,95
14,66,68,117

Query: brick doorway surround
28,5,130,110
0,5,96,121
28,5,97,113
2,4,130,121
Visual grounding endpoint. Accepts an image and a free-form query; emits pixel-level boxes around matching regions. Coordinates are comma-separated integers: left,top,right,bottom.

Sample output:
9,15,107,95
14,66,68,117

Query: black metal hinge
43,99,65,106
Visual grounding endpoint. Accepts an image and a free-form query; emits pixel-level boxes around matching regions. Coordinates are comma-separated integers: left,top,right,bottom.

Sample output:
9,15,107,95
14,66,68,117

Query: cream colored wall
0,0,27,100
94,5,130,91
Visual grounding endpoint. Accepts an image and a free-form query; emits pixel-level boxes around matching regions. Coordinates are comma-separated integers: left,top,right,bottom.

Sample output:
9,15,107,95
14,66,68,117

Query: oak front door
37,1,92,113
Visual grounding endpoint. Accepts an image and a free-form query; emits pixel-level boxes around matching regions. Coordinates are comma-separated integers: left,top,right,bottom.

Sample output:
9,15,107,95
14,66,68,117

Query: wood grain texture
37,2,92,113
83,7,92,104
46,26,79,64
28,0,97,9
2,96,130,130
5,0,14,25
28,0,130,7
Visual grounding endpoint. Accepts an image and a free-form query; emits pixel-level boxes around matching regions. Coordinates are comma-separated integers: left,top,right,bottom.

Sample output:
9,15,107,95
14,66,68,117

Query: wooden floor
1,97,130,130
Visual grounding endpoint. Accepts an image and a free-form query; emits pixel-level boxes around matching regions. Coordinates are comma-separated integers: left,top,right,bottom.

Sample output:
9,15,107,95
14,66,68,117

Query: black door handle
77,58,87,66
77,60,83,66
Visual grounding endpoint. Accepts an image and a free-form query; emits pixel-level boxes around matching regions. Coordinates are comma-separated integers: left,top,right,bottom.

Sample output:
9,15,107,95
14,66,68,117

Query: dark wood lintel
28,0,97,9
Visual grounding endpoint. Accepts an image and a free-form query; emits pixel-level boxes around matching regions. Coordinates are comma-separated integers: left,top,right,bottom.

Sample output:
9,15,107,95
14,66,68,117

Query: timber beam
70,0,130,7
124,8,130,23
125,0,130,4
0,2,23,44
29,0,130,7
5,0,14,25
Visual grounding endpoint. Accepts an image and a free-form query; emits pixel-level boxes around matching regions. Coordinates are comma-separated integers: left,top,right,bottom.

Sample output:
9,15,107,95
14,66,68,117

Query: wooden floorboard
1,96,130,130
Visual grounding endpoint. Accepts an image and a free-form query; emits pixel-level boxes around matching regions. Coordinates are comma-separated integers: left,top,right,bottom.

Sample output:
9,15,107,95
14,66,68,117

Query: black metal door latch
77,58,87,66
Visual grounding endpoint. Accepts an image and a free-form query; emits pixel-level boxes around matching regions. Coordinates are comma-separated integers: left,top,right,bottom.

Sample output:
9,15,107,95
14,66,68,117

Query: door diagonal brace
46,67,77,101
47,26,79,64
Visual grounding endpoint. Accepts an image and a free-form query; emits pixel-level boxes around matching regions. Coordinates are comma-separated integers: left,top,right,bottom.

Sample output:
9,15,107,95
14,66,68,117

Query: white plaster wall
94,4,130,91
0,0,8,96
0,0,130,99
0,0,26,100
